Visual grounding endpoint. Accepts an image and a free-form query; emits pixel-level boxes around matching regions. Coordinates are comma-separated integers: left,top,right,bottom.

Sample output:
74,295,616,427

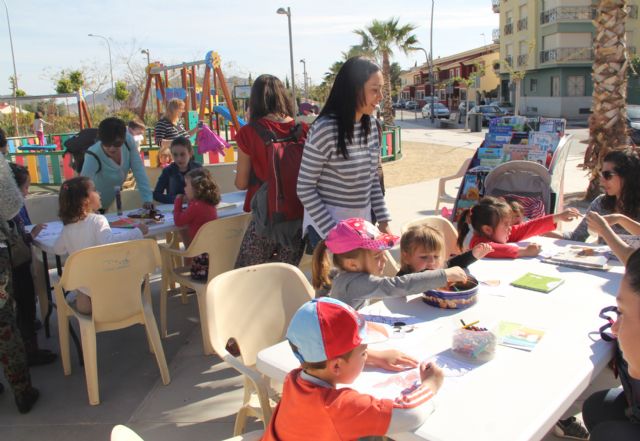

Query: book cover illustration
543,245,609,270
478,147,504,168
529,132,560,153
510,272,564,293
527,149,548,165
496,321,546,351
504,144,531,161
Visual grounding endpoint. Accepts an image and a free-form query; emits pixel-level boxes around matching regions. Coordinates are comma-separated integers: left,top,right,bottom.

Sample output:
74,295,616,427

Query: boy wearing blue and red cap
261,297,444,441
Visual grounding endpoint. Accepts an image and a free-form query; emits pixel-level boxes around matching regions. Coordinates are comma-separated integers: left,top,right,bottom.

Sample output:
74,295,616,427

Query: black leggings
582,388,640,440
12,262,36,344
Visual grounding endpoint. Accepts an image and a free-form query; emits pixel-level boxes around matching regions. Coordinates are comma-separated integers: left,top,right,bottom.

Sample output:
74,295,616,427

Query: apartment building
494,0,640,118
399,44,501,110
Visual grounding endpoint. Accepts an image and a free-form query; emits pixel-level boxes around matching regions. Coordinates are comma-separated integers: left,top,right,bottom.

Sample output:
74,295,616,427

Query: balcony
492,28,500,43
504,23,513,36
540,6,596,25
517,54,529,67
517,17,528,31
492,0,500,13
539,47,594,64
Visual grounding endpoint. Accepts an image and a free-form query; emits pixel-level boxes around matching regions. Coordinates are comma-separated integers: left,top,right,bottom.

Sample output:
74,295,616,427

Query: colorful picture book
543,245,610,270
109,217,139,229
496,321,546,351
478,147,504,167
529,132,560,154
510,272,564,293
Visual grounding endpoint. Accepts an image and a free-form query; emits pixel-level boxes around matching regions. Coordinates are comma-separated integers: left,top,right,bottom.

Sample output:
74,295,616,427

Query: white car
421,102,451,119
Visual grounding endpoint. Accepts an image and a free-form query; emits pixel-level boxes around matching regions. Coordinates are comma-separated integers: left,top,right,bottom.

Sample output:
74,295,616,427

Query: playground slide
213,105,246,126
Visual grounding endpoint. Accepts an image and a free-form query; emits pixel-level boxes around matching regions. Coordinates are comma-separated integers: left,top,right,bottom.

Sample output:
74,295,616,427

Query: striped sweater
297,116,390,236
153,117,187,145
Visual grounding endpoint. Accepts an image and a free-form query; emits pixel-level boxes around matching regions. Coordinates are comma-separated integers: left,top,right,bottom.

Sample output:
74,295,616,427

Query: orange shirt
262,368,393,441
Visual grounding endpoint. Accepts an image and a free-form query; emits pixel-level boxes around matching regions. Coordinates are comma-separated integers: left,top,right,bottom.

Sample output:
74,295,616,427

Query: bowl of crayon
452,321,497,362
422,276,479,309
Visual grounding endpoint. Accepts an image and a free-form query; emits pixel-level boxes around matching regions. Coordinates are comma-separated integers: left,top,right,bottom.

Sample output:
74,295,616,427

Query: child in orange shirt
262,297,444,441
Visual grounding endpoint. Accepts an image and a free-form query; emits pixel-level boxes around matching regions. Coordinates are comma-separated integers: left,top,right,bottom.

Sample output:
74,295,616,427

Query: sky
0,0,498,97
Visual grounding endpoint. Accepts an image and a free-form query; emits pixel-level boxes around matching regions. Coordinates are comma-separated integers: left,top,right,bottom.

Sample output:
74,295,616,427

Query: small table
257,237,621,441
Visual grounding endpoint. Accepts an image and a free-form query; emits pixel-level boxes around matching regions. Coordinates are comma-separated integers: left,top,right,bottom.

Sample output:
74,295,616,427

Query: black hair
170,136,194,155
9,163,29,188
58,176,93,225
98,117,127,147
601,149,640,219
626,248,640,294
457,196,512,249
0,127,6,149
248,74,294,123
34,111,43,120
318,56,380,159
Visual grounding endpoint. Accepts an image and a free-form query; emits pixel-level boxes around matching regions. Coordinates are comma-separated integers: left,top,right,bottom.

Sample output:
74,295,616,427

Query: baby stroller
483,160,553,218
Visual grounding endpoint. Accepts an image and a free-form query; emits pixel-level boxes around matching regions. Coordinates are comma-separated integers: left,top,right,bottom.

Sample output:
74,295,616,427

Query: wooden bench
439,112,459,129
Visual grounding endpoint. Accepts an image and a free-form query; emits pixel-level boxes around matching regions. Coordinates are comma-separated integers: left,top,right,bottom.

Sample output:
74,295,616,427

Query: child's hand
30,223,46,238
553,208,581,223
143,201,154,210
367,349,418,372
601,213,624,226
586,212,609,237
419,361,444,393
444,266,467,283
518,243,541,257
471,242,493,260
137,223,149,235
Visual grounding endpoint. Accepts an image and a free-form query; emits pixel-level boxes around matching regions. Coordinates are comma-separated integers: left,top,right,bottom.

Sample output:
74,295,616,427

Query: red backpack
249,121,306,246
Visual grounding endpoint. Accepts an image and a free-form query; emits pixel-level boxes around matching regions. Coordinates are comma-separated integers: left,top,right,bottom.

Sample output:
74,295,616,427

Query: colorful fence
381,125,402,162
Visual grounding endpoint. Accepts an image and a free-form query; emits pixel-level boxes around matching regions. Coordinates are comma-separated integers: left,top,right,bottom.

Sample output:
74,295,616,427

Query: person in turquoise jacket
81,117,153,211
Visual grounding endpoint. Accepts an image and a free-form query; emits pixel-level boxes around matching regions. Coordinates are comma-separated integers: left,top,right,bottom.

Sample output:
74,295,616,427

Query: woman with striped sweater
297,57,391,250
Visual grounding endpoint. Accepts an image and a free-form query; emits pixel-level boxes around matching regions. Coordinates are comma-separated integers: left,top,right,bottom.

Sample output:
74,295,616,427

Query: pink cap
325,218,399,254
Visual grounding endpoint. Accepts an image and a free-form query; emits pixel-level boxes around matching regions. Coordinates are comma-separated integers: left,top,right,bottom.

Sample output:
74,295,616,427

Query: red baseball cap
325,218,399,255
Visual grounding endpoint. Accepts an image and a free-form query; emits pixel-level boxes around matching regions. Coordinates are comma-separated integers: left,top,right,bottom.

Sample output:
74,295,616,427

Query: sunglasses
599,305,619,342
600,170,618,181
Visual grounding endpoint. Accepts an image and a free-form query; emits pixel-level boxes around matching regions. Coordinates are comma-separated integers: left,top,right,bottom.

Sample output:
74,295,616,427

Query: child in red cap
312,218,467,309
262,297,444,441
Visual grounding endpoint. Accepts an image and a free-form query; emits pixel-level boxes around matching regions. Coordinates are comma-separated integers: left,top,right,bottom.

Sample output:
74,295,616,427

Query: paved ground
0,121,616,441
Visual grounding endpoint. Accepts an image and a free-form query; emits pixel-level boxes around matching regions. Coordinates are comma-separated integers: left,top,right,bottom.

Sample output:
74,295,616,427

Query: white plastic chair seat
436,157,472,211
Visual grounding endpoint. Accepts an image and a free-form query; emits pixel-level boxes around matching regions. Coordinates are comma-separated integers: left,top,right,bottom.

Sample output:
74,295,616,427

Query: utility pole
3,0,20,135
299,58,308,99
429,0,435,124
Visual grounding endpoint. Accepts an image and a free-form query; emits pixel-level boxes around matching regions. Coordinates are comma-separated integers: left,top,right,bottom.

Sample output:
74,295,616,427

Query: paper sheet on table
360,313,422,327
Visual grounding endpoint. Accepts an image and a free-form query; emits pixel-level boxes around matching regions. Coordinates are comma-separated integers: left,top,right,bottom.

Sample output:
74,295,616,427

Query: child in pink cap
262,297,444,441
312,218,467,309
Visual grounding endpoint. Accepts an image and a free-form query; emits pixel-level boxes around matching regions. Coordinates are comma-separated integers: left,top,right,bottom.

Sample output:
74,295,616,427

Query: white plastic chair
205,263,315,435
54,239,170,405
402,216,461,258
204,163,238,194
25,193,59,224
106,189,143,214
435,157,472,211
159,213,250,354
144,166,163,190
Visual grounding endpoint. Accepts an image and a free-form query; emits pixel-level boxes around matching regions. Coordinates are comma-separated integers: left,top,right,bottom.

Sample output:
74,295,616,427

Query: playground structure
139,51,244,137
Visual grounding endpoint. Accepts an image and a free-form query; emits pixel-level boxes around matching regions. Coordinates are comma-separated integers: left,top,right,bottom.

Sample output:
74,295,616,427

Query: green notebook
510,272,564,293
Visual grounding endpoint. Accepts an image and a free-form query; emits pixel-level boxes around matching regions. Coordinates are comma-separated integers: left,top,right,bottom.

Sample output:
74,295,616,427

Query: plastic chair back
205,263,314,366
105,189,143,214
144,166,163,189
401,216,460,257
25,193,60,224
187,214,251,280
111,425,144,441
60,239,160,326
204,163,238,194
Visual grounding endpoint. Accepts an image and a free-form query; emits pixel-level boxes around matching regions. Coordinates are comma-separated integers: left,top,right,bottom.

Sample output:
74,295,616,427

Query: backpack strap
86,150,102,173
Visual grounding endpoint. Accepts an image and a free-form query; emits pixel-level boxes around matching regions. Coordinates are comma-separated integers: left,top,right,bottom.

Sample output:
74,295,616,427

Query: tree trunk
381,52,394,125
584,0,629,200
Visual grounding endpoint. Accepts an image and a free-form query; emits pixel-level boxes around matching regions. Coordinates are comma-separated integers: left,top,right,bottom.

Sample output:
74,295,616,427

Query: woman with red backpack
233,74,309,268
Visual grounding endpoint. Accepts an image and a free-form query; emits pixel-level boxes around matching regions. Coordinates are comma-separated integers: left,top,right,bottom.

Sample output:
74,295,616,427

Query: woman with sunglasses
581,248,640,440
565,149,640,242
81,117,153,211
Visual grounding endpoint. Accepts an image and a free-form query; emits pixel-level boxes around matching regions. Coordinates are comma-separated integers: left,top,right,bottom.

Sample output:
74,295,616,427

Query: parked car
469,105,506,126
628,104,640,145
404,101,419,110
489,101,515,115
392,100,405,109
458,101,477,116
421,102,451,119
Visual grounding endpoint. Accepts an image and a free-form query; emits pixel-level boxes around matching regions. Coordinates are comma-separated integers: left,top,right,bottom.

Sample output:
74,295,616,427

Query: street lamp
299,58,308,99
429,0,435,124
277,6,297,115
141,48,150,66
2,0,20,135
88,33,115,110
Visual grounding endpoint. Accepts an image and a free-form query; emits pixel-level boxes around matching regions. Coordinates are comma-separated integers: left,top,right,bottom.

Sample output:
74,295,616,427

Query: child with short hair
173,168,220,280
262,297,444,441
398,224,492,276
508,199,525,225
456,196,580,259
157,145,172,168
33,112,52,146
127,118,146,149
312,218,467,310
53,177,148,313
153,136,202,204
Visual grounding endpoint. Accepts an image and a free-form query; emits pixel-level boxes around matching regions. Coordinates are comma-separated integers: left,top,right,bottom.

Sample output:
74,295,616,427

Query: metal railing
540,6,595,24
517,54,529,66
492,0,500,13
504,23,513,35
492,28,500,43
539,47,594,64
517,17,528,31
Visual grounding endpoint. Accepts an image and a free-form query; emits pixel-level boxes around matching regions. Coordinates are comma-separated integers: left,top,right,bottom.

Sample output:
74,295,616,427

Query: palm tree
353,18,419,124
583,0,630,199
